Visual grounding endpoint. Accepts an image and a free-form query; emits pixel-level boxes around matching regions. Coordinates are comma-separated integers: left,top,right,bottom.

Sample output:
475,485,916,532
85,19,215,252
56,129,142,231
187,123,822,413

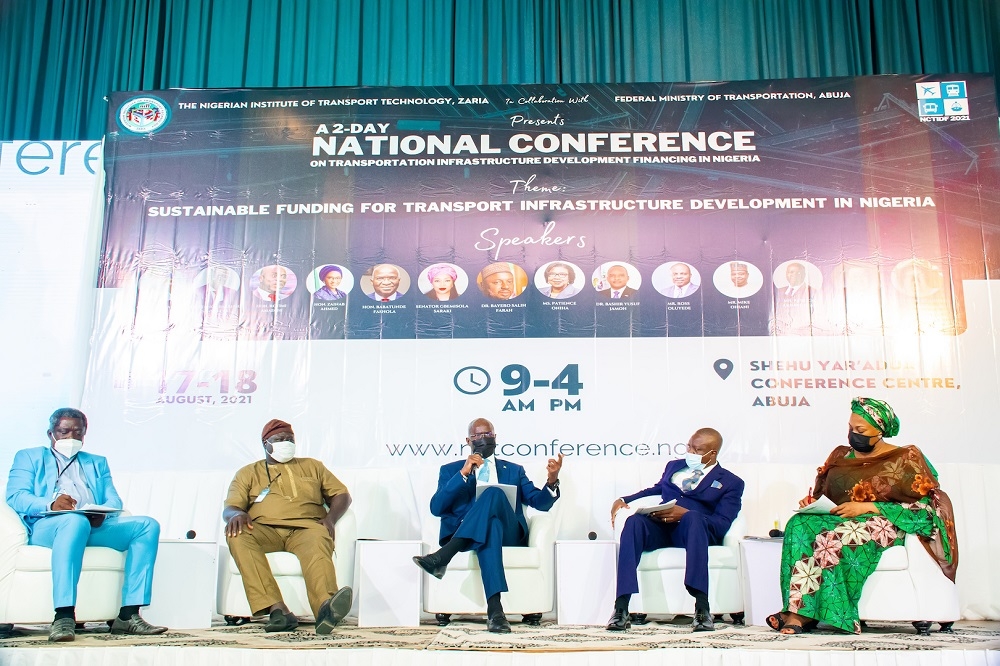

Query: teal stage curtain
1,0,999,139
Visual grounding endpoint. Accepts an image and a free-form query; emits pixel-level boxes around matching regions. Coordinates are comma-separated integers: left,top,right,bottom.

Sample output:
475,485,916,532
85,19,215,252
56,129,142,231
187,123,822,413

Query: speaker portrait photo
712,260,763,299
652,261,701,299
477,262,528,300
362,263,410,302
194,265,241,317
253,265,297,303
419,263,468,302
533,261,584,300
593,262,641,300
309,264,353,302
770,260,822,335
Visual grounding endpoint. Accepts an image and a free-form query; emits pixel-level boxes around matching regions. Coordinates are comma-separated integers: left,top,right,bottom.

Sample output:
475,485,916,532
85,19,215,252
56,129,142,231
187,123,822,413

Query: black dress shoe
315,586,353,635
487,611,512,633
606,608,631,631
692,609,715,632
412,553,448,579
264,609,299,632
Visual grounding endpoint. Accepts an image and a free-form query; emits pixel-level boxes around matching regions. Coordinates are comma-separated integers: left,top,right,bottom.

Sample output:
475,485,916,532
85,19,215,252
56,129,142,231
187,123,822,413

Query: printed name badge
254,488,270,503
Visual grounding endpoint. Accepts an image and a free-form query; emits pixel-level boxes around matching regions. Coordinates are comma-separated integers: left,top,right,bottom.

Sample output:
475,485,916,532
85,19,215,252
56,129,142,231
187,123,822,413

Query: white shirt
52,450,94,507
475,455,499,486
671,463,717,491
462,455,558,497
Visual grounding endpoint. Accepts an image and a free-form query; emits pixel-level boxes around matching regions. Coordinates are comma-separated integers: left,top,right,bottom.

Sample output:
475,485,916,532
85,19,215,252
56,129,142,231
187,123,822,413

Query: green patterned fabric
850,397,900,437
780,501,941,633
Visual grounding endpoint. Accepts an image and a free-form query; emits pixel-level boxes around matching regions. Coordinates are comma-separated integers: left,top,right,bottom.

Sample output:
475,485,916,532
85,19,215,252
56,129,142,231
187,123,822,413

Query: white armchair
0,502,125,624
216,508,358,620
616,509,745,620
422,506,561,623
859,533,960,633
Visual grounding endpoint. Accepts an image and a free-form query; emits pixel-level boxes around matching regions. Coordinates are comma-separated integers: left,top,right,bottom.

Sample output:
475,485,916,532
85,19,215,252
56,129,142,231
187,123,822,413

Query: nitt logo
915,81,969,118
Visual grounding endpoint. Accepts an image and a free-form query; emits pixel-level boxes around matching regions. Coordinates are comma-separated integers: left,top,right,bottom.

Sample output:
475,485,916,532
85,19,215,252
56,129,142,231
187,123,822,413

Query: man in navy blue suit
607,427,743,632
413,417,563,633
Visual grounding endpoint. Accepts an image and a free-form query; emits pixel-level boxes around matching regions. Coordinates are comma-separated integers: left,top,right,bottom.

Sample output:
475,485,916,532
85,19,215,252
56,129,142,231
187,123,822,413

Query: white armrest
0,504,27,575
527,510,559,548
722,512,746,549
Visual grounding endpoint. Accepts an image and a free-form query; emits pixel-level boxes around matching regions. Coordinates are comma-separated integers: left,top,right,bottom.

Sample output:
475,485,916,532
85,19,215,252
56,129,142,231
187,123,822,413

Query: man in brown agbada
223,419,352,634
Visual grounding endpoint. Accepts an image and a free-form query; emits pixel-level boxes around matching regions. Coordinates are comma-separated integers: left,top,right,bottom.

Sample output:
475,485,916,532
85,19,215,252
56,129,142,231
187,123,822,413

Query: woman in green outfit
768,397,958,634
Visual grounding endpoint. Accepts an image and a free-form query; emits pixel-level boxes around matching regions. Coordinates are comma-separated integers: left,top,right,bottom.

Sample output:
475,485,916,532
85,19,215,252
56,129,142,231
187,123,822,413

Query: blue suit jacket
623,460,743,541
429,458,559,545
5,447,123,535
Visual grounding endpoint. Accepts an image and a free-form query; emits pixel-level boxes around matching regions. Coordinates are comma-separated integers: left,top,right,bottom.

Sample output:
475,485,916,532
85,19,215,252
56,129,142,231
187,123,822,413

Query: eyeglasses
470,432,496,439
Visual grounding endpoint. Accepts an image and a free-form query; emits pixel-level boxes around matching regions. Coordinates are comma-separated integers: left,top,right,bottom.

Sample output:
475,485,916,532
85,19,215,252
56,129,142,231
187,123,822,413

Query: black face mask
470,435,497,459
848,429,878,453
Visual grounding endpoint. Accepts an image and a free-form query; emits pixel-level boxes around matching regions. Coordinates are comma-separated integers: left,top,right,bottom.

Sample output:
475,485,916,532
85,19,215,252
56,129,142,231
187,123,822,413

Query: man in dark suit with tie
412,417,563,633
597,264,639,300
607,427,743,632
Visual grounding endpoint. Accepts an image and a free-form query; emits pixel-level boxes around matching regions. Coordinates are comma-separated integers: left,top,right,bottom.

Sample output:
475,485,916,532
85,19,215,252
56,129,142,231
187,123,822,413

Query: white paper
635,500,678,515
475,483,517,511
41,504,121,516
795,496,837,514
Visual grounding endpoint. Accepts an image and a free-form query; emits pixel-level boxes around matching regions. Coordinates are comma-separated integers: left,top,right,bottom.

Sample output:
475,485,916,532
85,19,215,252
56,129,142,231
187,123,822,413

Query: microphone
186,530,197,540
588,531,597,541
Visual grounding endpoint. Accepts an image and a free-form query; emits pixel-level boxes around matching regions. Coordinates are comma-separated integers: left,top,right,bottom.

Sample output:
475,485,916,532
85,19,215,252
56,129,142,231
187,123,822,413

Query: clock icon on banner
454,366,491,395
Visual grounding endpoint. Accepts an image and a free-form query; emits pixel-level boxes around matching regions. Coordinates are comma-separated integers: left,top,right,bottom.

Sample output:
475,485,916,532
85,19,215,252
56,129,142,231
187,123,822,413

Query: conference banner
87,75,1000,470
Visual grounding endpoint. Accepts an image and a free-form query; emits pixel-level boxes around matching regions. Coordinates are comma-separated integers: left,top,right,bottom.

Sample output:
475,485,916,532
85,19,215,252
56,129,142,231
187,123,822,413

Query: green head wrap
851,397,900,437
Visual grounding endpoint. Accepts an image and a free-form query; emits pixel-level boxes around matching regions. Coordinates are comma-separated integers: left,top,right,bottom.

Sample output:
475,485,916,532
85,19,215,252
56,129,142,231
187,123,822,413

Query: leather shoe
48,617,76,642
692,609,715,632
606,608,631,631
487,611,512,633
110,614,168,635
412,553,447,579
315,586,352,635
264,609,299,632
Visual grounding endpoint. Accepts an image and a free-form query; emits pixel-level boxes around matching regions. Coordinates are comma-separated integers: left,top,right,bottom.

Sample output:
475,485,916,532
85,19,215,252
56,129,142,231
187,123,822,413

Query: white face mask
269,440,296,463
684,451,708,471
52,438,83,458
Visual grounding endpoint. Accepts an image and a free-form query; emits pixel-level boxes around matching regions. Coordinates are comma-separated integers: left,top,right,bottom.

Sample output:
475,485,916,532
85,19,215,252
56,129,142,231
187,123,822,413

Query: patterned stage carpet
1,618,999,652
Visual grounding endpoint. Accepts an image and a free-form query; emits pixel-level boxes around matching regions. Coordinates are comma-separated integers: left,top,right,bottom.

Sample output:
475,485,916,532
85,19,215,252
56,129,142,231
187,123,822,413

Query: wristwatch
546,479,561,489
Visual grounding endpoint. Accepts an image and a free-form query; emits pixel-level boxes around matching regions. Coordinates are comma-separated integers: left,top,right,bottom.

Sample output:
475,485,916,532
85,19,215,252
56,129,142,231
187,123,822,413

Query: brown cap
261,419,294,442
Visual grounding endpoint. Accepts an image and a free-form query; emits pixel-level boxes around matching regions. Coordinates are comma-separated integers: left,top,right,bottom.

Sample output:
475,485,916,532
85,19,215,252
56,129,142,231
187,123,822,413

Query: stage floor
1,618,999,652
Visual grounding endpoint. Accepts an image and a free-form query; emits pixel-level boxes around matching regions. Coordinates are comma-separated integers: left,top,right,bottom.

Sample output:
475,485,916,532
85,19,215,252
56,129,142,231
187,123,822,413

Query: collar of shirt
671,463,717,490
52,449,94,505
476,455,499,484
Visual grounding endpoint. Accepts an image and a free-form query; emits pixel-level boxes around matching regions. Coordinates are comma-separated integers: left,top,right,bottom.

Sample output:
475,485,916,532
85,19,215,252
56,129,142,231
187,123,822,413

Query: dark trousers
616,511,713,597
451,486,526,599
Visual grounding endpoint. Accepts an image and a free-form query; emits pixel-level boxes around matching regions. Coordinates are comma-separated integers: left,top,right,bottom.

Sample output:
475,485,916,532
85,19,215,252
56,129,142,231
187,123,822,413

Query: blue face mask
684,451,707,471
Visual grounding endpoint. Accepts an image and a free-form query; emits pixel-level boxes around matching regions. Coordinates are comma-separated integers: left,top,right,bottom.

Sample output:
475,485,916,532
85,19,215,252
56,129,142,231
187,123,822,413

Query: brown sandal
766,613,785,631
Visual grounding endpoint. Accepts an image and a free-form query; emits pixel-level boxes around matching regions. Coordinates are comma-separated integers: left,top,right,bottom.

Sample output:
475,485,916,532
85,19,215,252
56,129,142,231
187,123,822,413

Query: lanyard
264,461,282,488
50,449,78,481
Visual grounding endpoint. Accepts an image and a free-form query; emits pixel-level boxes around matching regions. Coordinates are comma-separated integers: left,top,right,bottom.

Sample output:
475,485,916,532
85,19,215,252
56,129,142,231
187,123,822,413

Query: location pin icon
713,358,733,380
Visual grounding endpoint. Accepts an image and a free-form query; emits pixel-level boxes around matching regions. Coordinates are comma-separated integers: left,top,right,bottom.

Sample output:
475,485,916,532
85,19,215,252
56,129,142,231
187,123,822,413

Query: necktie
681,469,703,492
613,290,620,298
477,459,490,482
382,298,389,302
269,293,277,302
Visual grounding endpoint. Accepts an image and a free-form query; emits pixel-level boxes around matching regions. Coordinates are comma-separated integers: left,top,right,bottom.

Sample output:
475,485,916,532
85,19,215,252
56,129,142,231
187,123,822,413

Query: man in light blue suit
412,417,563,633
5,408,167,642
